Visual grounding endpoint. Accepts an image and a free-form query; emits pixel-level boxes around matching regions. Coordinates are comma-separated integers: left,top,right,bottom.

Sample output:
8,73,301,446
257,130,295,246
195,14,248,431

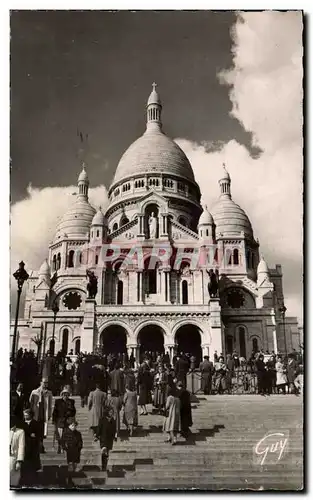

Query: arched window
28,305,32,319
62,329,69,355
238,327,246,358
233,248,239,265
120,216,129,228
147,269,157,295
96,230,100,238
117,280,123,305
74,338,81,355
182,280,188,305
68,250,74,268
252,338,259,353
226,249,232,266
52,255,57,272
95,255,99,265
57,253,61,270
112,222,118,232
49,339,55,357
206,229,209,237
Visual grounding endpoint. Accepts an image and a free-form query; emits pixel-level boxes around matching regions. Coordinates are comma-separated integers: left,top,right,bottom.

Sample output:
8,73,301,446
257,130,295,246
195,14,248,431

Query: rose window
62,291,82,310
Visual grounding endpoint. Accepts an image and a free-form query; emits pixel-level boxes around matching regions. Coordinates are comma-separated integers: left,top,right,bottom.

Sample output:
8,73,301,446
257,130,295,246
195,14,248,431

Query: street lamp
279,304,287,356
51,302,59,356
12,261,29,361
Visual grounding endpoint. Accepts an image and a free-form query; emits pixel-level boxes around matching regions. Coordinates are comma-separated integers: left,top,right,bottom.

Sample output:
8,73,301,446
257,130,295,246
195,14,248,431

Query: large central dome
110,84,195,188
112,129,195,185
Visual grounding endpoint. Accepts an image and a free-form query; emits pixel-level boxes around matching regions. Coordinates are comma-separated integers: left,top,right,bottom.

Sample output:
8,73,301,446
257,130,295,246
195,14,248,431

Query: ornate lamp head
13,261,29,291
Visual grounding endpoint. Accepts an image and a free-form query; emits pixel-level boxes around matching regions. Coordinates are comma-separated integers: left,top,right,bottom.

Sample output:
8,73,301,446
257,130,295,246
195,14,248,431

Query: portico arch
137,323,166,362
174,323,203,365
100,324,128,356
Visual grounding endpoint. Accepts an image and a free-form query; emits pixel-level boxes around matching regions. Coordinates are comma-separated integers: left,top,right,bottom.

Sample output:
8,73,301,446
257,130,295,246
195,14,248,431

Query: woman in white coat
10,416,25,488
275,356,287,394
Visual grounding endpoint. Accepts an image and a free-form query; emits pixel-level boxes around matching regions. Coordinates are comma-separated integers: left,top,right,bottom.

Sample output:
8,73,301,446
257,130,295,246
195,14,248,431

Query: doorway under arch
100,325,127,356
175,324,202,365
138,324,165,361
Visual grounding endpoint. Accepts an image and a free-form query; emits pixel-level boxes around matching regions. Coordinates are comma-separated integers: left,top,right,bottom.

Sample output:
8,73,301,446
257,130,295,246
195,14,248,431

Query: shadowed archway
100,325,127,355
138,324,165,362
175,324,202,365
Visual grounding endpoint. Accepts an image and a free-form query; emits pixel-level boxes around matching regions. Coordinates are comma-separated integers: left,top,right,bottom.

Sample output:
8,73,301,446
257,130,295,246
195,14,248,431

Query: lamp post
279,304,287,356
12,261,29,362
51,302,59,356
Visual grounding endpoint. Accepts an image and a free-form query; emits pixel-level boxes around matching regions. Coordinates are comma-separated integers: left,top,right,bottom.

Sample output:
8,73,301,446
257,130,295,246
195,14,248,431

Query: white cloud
176,11,303,323
11,184,108,272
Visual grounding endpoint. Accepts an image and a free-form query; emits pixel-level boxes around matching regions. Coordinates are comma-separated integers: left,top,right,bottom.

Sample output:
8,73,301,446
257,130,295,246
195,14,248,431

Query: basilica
11,85,300,363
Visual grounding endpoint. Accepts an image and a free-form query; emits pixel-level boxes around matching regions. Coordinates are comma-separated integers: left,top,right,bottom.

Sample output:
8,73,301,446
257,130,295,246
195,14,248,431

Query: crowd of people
10,346,303,488
200,350,303,396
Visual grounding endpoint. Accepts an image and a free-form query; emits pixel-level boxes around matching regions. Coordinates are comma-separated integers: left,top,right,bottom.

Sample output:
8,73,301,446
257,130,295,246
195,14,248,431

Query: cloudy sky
10,10,303,322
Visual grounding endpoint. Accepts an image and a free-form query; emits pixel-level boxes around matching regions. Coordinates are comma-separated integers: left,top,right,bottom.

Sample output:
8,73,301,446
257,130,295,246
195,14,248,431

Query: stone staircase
36,395,303,490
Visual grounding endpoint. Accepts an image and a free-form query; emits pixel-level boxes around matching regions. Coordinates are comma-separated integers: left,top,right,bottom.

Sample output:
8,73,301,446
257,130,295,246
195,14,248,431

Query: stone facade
11,85,299,361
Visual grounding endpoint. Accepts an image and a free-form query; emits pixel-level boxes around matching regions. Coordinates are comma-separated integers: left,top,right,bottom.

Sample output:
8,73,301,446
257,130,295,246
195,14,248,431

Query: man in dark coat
61,417,83,487
77,358,89,407
109,362,125,397
52,386,76,453
286,354,298,394
255,354,267,395
20,408,41,486
176,381,193,440
199,356,214,395
175,355,189,388
11,383,26,426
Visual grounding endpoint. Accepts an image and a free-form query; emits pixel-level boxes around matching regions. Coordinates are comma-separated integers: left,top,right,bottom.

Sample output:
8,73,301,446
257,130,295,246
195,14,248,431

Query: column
163,271,170,303
138,214,145,239
176,272,180,304
273,329,278,354
209,298,223,356
201,345,210,359
137,271,143,303
81,299,96,353
165,345,175,365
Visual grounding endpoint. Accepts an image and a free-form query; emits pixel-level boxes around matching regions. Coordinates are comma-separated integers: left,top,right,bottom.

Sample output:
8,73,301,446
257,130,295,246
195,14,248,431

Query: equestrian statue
86,269,98,299
208,268,219,298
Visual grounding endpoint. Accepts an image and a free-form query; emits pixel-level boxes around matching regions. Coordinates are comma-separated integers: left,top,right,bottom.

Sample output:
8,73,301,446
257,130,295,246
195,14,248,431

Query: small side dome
92,208,105,226
39,259,51,276
198,206,213,226
257,255,269,274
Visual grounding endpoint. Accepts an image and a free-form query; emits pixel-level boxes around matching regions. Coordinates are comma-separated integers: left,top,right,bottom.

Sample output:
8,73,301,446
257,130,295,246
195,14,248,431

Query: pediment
171,220,199,241
136,191,169,212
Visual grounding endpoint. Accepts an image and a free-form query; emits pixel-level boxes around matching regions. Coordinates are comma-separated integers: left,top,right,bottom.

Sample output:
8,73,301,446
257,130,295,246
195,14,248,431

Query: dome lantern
146,82,162,133
78,163,89,200
218,163,231,199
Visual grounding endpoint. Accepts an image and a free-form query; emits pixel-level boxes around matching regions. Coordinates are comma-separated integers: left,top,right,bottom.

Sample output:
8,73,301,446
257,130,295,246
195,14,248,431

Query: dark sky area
10,10,254,203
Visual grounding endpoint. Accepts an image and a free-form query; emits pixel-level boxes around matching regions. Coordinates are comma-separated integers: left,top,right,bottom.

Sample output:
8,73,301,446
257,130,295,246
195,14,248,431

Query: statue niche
148,212,158,239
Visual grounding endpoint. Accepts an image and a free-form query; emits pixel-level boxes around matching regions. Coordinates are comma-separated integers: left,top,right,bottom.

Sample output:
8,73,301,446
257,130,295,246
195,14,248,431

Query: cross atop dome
152,82,157,91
